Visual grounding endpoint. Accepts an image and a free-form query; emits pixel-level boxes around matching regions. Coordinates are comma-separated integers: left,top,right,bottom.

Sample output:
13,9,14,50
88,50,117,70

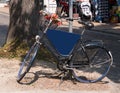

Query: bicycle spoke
91,59,111,67
71,45,113,83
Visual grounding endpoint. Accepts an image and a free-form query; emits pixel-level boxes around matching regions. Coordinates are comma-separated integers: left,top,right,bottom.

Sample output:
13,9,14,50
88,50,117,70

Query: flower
44,13,62,26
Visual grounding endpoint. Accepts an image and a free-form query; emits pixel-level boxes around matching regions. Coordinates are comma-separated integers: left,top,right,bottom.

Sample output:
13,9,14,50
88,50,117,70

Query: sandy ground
0,7,120,93
0,58,118,93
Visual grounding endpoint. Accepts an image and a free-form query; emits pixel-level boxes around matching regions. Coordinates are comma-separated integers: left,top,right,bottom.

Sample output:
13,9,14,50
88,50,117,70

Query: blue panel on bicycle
46,29,81,56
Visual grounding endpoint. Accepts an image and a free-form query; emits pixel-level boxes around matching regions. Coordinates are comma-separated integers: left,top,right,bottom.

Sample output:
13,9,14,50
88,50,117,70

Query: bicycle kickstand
58,70,76,86
59,71,67,87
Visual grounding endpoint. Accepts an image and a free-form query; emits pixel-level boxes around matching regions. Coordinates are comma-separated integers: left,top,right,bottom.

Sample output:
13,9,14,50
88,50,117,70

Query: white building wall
44,0,57,13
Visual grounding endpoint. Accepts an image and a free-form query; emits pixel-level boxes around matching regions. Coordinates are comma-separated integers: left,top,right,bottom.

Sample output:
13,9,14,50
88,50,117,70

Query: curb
59,20,120,36
0,11,9,16
0,7,9,17
0,6,9,14
58,24,120,36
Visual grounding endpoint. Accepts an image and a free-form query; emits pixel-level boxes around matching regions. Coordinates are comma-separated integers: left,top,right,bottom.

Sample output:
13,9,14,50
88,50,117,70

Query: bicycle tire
17,43,39,82
70,45,113,83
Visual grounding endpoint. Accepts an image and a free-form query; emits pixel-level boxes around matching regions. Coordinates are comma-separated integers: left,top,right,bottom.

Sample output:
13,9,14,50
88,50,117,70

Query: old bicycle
17,11,113,83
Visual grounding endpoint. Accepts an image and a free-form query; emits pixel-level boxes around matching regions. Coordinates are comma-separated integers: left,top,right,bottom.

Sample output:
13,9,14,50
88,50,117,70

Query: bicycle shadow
0,25,8,47
18,59,61,85
18,59,109,85
18,70,109,85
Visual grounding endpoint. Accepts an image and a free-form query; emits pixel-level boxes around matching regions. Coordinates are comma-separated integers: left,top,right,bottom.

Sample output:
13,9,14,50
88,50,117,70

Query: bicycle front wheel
17,43,39,82
70,45,113,83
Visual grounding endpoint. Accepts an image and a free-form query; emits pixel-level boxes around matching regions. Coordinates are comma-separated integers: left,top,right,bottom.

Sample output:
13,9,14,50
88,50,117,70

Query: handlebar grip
78,20,94,29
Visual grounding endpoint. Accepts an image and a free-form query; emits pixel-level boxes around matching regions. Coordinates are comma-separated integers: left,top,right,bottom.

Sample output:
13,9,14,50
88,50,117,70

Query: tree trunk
6,0,43,48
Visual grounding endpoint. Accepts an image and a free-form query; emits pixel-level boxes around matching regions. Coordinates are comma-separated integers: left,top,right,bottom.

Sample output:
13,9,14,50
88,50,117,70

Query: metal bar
69,0,73,33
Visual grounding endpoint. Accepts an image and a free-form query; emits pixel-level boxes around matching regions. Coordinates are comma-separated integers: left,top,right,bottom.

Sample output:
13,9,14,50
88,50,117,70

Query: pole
69,0,73,33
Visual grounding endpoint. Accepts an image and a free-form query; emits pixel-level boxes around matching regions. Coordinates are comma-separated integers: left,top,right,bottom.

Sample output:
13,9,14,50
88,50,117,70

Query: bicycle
17,11,113,83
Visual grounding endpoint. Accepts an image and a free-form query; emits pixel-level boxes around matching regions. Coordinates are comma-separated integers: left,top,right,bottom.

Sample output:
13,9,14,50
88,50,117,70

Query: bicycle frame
37,12,101,63
36,17,92,69
38,29,81,60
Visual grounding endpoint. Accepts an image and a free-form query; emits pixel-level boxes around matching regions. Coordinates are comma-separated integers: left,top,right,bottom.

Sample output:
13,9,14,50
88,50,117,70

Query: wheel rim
17,43,39,81
70,46,112,83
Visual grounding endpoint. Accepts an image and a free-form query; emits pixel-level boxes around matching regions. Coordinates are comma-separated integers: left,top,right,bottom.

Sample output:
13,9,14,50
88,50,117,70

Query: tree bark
6,0,43,47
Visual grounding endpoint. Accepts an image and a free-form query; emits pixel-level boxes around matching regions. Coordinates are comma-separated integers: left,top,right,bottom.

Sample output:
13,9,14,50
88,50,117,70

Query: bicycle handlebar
78,19,94,29
66,17,94,29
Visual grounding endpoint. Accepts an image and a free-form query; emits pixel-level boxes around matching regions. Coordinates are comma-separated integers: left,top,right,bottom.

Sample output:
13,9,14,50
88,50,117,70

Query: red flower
44,13,62,26
44,15,51,20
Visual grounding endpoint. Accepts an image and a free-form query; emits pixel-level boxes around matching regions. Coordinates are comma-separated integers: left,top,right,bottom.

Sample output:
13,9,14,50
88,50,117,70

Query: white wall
44,0,57,13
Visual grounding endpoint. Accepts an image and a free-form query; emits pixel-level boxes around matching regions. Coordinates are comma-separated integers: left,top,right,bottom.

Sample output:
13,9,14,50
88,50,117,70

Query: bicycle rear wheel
70,45,113,83
17,43,39,82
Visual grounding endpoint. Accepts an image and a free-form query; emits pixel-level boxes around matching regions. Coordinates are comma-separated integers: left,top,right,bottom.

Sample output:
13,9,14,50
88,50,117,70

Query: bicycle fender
84,40,104,48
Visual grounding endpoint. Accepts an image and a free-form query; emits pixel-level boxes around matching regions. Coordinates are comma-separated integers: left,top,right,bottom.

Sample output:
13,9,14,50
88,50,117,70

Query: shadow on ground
0,25,8,47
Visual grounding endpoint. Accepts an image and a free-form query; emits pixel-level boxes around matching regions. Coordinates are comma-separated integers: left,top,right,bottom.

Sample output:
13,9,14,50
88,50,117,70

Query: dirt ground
0,58,118,93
